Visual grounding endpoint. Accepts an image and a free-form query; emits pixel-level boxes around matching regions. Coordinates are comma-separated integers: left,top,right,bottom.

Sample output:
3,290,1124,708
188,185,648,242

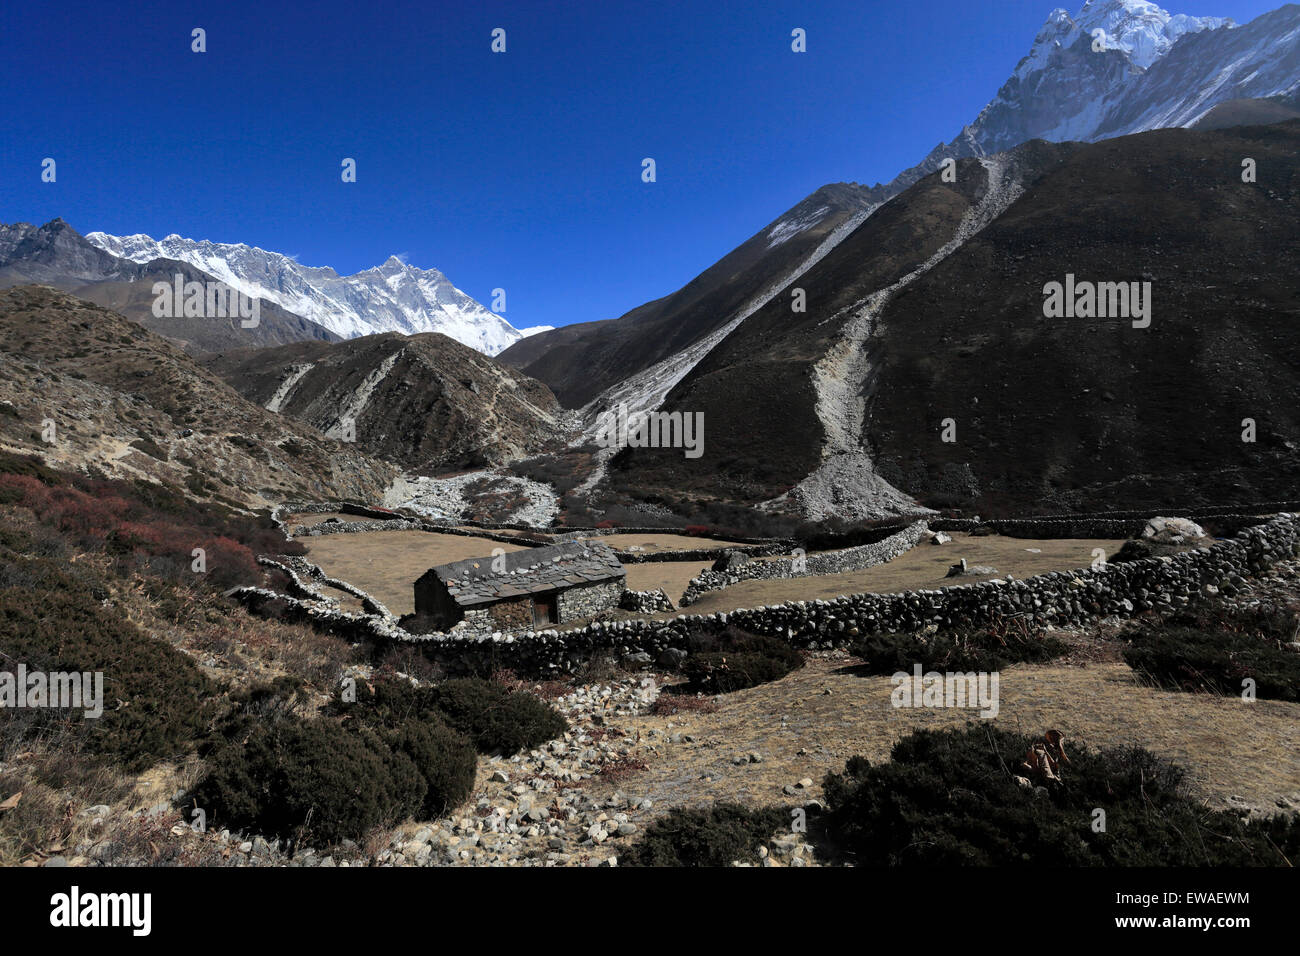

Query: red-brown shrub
0,452,281,590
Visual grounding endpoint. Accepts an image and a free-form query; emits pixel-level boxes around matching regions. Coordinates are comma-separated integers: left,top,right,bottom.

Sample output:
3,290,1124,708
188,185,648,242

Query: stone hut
413,540,626,632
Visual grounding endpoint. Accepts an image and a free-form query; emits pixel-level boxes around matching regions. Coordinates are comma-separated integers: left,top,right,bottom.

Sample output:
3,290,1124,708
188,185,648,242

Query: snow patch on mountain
84,231,548,355
869,0,1298,230
766,205,832,248
1021,1,1232,75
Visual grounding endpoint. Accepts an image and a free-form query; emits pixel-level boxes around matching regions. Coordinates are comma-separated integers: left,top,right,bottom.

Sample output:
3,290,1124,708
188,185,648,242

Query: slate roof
424,540,626,608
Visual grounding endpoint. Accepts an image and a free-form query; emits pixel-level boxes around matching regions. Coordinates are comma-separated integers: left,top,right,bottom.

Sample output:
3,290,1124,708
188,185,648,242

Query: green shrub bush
0,576,213,771
424,678,568,755
850,624,1067,675
194,715,419,845
334,676,566,756
1121,607,1300,702
197,679,479,843
821,725,1299,865
679,626,803,693
385,717,477,818
624,803,790,867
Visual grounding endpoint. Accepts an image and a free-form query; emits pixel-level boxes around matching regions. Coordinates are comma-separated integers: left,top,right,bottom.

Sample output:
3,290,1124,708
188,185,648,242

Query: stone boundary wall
291,517,426,536
272,498,1297,543
374,513,1300,676
931,517,1149,538
548,526,785,546
614,542,789,564
227,586,412,644
256,556,395,618
619,588,677,614
243,506,1300,677
395,522,549,546
967,501,1300,522
929,512,1275,540
679,521,931,606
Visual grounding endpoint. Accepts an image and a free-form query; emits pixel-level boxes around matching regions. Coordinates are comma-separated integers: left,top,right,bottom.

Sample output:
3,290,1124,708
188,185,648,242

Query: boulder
711,550,751,573
1142,516,1206,544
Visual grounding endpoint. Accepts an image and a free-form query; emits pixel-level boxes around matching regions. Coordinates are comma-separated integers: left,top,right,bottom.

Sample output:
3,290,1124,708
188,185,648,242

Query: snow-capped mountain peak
1018,0,1232,79
83,231,552,355
907,0,1293,165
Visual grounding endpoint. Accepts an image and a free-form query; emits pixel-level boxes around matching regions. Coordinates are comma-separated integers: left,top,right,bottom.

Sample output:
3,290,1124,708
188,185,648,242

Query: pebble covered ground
45,672,819,868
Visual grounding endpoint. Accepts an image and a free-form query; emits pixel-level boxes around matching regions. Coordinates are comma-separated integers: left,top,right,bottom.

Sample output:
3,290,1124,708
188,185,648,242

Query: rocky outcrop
0,286,397,507
619,588,676,614
205,332,564,473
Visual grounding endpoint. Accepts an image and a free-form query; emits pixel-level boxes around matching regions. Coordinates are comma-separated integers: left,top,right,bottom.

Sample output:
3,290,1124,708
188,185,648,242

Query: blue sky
0,0,1282,332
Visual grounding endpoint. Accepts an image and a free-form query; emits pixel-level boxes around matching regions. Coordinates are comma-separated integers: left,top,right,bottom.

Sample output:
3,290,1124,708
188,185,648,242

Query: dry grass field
304,530,533,615
580,655,1300,816
679,533,1130,614
577,532,749,552
624,561,716,600
301,529,1130,618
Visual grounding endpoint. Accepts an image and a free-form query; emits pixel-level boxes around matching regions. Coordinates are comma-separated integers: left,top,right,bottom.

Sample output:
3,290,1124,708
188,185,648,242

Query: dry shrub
490,668,570,700
650,693,720,716
0,746,136,866
589,757,649,785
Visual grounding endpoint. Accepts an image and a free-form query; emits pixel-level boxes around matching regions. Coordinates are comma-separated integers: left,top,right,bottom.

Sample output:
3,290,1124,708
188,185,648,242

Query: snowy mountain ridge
1019,0,1233,76
84,231,550,355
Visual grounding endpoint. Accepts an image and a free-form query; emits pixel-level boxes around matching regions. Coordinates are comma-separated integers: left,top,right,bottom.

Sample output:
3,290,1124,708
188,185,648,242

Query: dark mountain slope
609,141,1078,508
497,183,881,407
610,122,1300,516
867,121,1300,513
